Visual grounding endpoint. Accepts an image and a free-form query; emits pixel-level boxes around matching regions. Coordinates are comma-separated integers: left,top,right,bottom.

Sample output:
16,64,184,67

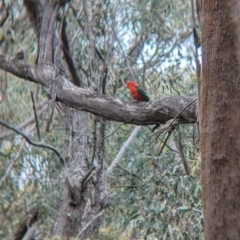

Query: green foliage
99,124,202,239
0,4,64,234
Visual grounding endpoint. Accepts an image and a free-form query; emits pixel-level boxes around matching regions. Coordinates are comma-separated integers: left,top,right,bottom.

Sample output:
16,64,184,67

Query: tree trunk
53,108,108,238
201,0,240,239
22,1,109,238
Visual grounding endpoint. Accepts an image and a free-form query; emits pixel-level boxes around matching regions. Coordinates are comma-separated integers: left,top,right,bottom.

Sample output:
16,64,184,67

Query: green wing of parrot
137,86,150,101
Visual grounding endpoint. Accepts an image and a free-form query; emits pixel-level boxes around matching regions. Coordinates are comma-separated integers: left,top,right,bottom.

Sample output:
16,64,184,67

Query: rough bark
201,0,240,239
20,0,108,238
53,108,107,238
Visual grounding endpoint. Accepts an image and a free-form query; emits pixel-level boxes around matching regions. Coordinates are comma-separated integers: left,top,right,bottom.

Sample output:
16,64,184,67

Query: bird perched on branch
126,81,150,102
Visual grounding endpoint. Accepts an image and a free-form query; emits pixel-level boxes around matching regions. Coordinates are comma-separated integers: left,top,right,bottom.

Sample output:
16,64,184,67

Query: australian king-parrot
126,81,150,102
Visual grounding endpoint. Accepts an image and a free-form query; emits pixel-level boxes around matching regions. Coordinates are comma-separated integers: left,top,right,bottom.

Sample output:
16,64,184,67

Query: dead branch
176,122,191,178
157,124,176,156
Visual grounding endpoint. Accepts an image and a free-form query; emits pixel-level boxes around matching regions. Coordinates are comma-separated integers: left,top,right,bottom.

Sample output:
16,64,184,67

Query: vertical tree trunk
201,0,240,239
53,108,108,238
22,0,110,237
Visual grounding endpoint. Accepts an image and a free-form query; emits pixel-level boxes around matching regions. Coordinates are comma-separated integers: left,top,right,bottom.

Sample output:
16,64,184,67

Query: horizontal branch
0,53,197,125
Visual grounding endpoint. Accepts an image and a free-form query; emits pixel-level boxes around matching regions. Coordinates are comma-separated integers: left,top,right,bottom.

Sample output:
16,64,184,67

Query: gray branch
0,53,197,125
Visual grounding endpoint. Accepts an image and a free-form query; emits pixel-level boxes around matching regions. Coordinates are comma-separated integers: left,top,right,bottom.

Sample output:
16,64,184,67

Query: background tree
201,0,240,239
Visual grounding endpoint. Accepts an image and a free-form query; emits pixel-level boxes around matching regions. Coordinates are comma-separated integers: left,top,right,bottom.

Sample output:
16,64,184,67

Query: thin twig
80,123,125,147
0,119,64,165
31,92,41,140
116,165,145,183
155,98,197,140
167,99,197,130
155,99,197,157
157,124,176,156
109,19,137,80
0,101,49,140
115,184,145,188
45,94,56,132
77,210,105,238
0,123,35,185
94,123,125,144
